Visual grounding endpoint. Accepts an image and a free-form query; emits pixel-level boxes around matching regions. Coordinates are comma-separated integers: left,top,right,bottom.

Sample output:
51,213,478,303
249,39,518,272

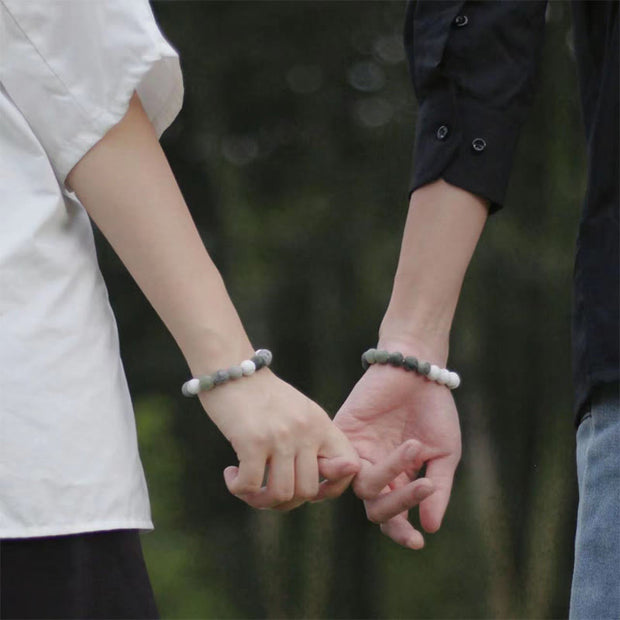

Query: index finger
419,455,458,533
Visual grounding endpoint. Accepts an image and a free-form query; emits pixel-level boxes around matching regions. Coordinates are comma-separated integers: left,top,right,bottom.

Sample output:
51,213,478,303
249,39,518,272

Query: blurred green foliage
98,2,585,618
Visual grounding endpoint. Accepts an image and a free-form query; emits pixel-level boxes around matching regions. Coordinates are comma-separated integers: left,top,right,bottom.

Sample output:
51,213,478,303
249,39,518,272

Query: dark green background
96,2,585,617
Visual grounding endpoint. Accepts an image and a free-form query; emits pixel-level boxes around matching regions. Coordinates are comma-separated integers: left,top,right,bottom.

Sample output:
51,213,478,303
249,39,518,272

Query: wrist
379,309,450,366
379,278,456,364
376,329,449,368
181,327,255,377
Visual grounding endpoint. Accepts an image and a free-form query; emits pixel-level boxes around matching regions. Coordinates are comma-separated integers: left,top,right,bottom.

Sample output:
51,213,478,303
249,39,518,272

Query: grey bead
213,370,230,385
255,349,273,366
404,356,419,372
198,375,215,391
375,350,389,364
361,348,377,370
251,355,266,370
388,352,404,367
364,348,378,363
228,365,243,380
418,361,431,376
181,384,192,397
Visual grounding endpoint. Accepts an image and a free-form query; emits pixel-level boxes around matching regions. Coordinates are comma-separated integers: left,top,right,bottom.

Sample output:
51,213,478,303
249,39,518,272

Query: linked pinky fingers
318,455,360,481
313,475,355,501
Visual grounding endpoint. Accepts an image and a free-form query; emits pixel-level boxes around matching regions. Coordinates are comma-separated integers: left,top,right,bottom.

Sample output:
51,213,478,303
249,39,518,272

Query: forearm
66,93,252,373
379,179,488,362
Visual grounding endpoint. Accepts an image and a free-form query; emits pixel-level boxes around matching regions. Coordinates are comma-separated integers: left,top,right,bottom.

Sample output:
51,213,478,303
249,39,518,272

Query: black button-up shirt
405,1,619,420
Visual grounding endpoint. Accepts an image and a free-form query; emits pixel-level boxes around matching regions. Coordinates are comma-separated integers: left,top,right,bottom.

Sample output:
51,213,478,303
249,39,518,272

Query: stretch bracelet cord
361,348,460,390
182,349,273,397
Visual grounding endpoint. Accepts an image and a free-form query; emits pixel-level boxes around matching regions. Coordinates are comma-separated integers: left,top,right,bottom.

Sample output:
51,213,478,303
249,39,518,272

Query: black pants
0,530,159,619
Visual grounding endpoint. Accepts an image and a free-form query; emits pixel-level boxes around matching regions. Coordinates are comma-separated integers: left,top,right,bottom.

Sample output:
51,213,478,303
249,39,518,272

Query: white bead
240,360,256,376
438,368,451,385
186,378,200,395
428,364,441,381
447,372,461,389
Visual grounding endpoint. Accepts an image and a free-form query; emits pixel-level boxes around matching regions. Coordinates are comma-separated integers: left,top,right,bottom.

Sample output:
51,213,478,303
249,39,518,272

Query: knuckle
234,482,261,496
353,479,372,500
272,424,293,445
272,488,295,504
252,430,272,448
401,439,418,454
365,507,381,525
297,487,318,501
291,410,311,430
346,458,362,474
232,428,268,452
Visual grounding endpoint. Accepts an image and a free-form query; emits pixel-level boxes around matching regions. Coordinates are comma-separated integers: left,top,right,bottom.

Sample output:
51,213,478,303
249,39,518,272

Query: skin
65,93,485,531
66,93,373,511
335,180,489,548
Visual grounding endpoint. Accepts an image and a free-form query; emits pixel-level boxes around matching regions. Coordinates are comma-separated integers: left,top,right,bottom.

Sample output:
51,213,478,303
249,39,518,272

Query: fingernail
417,482,434,495
408,536,424,550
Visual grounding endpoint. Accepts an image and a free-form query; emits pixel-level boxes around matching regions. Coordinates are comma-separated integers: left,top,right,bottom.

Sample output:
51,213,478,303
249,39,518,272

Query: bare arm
67,93,250,371
334,180,487,548
335,0,545,549
381,179,488,358
67,93,359,509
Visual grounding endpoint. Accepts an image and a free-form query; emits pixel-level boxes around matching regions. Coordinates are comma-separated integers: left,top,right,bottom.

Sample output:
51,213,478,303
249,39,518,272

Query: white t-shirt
0,0,183,538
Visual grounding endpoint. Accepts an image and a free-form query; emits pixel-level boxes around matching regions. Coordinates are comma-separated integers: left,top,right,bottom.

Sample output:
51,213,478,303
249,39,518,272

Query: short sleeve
0,0,184,186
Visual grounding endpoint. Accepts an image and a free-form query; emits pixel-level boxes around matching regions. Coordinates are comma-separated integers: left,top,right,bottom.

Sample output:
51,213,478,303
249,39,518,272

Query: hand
333,346,461,549
199,369,360,510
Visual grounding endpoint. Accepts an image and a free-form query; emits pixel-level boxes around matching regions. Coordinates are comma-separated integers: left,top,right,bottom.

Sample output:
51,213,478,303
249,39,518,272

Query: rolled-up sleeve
405,0,547,210
0,0,183,186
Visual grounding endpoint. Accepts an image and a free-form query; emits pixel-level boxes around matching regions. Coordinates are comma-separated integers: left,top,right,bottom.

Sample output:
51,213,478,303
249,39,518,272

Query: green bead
364,348,377,363
404,356,419,372
375,350,389,364
228,365,243,380
361,348,376,370
198,375,214,391
213,370,230,385
418,361,431,376
388,352,404,367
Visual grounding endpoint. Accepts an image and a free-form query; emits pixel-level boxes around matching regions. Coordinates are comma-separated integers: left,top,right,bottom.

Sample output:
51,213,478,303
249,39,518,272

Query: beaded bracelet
361,348,460,390
182,349,273,397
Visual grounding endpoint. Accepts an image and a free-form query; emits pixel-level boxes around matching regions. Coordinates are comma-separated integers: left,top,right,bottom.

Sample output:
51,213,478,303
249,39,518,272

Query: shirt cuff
410,90,522,212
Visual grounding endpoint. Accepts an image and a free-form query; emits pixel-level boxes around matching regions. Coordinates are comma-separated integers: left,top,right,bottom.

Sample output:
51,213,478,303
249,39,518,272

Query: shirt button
454,15,469,27
436,125,449,140
471,138,487,153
